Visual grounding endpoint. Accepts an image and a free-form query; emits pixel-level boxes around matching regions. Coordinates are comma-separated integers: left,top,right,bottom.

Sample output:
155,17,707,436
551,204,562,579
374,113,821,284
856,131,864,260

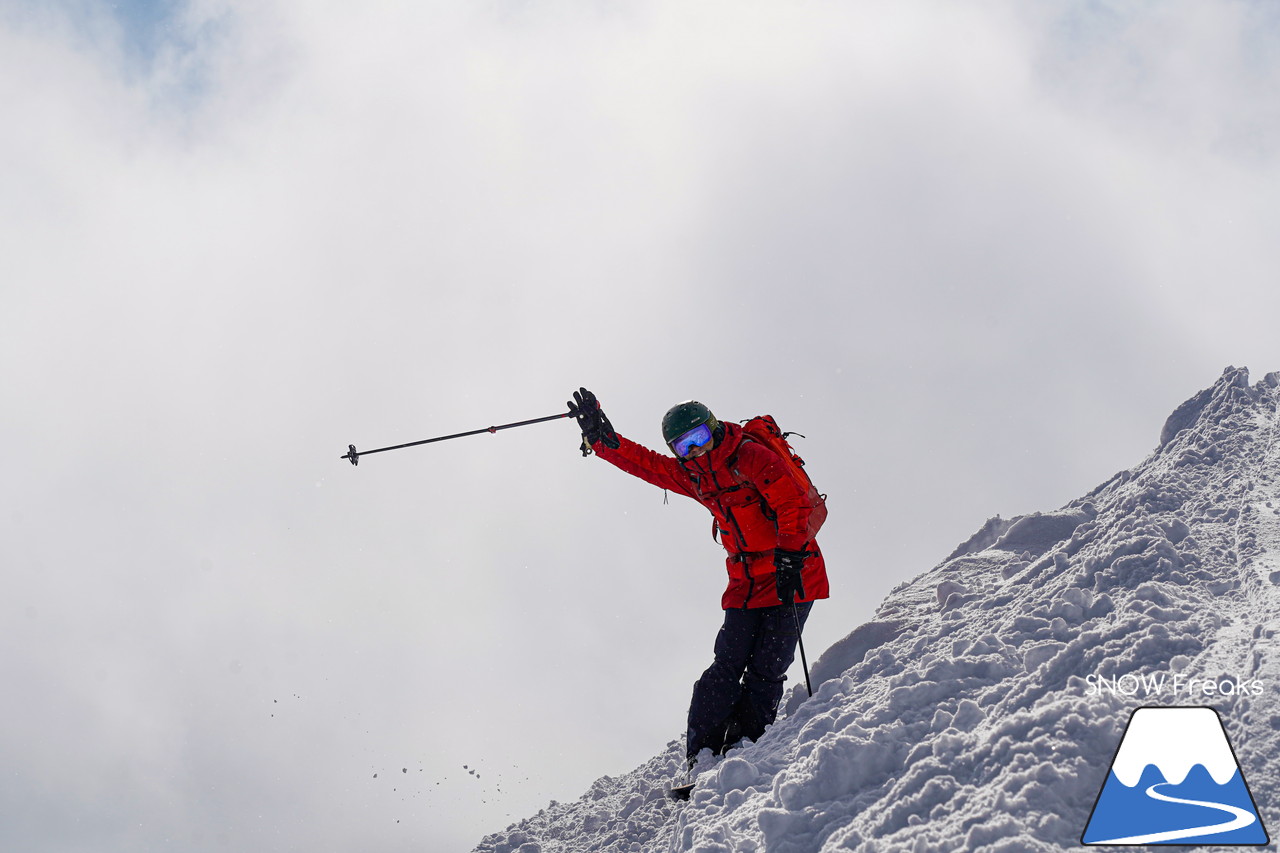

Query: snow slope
475,366,1280,852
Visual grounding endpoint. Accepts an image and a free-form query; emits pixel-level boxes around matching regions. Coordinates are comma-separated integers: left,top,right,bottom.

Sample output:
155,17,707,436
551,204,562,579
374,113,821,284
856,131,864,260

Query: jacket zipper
704,465,755,608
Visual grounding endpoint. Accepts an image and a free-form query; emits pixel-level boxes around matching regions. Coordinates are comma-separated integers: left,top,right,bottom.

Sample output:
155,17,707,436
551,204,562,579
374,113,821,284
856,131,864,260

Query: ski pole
341,410,573,466
793,601,813,697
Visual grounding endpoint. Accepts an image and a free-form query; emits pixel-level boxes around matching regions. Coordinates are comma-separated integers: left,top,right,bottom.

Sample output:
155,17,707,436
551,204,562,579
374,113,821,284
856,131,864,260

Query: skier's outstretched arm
593,434,696,497
568,387,694,497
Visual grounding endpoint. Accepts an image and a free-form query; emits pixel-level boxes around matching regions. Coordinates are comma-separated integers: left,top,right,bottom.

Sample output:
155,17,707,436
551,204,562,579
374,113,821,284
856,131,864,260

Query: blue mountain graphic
1083,763,1268,845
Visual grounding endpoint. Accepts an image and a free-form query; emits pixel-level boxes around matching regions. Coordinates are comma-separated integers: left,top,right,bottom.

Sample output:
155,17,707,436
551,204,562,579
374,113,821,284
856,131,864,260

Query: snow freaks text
1084,673,1266,698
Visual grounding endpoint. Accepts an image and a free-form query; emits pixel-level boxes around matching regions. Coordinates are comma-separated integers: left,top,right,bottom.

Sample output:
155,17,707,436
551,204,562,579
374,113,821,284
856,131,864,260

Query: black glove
774,548,808,605
567,387,619,455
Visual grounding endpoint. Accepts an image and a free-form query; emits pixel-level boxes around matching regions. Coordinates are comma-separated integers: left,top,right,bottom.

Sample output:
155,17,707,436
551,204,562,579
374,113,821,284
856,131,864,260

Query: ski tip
667,782,695,801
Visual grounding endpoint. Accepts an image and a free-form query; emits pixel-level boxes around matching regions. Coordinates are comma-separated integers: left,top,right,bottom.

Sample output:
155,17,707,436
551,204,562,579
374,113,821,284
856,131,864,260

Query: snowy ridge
475,366,1280,853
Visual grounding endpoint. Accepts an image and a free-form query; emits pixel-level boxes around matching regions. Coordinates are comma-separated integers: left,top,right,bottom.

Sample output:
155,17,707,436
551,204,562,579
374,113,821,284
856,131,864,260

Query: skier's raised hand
568,387,619,453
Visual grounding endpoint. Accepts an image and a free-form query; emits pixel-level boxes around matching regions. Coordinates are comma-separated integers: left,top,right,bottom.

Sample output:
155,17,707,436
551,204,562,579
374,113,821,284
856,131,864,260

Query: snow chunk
952,699,985,731
936,580,969,605
1160,385,1215,447
992,509,1093,558
756,808,796,846
715,756,759,791
945,515,1014,561
1022,642,1064,672
777,734,900,811
804,620,906,688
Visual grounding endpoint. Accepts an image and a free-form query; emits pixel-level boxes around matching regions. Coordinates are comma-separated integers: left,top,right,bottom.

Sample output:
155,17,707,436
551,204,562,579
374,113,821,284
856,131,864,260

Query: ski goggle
671,423,714,458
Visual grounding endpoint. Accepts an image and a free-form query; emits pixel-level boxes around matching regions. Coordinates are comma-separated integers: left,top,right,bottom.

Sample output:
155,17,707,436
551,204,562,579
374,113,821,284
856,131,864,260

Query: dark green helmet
661,400,719,446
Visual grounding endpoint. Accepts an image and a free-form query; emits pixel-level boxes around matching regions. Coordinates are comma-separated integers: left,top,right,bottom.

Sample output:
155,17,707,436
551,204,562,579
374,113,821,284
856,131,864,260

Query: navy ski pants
686,602,812,760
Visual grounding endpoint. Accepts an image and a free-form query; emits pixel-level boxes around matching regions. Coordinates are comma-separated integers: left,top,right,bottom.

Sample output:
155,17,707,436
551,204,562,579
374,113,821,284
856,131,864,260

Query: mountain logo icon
1082,706,1269,846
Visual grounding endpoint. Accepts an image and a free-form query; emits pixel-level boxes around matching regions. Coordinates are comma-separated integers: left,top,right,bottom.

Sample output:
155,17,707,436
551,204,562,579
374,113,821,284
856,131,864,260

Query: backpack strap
681,455,753,548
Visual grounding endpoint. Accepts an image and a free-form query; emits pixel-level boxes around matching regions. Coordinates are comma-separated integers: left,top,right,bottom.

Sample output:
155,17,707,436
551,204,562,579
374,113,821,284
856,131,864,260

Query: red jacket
593,422,829,609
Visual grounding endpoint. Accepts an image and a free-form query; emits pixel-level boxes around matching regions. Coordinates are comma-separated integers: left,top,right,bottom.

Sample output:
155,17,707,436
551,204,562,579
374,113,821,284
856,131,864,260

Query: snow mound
475,366,1280,852
990,506,1095,558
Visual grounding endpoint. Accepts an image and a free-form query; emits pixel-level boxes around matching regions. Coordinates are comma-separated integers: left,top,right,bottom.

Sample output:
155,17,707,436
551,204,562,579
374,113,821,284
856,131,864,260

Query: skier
568,388,829,772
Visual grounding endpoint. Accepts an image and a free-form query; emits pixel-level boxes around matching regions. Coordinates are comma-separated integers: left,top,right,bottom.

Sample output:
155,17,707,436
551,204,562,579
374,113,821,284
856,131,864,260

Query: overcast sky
3,1,1279,850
